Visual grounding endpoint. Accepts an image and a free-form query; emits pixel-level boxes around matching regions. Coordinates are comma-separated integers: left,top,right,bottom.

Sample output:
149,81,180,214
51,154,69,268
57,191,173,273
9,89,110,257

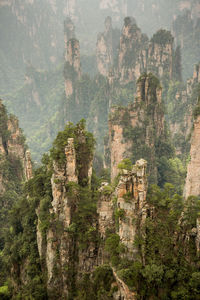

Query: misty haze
0,1,200,299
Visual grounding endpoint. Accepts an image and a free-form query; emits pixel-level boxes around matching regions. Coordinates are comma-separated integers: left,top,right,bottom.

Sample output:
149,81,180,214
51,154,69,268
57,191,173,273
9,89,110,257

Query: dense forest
0,1,200,299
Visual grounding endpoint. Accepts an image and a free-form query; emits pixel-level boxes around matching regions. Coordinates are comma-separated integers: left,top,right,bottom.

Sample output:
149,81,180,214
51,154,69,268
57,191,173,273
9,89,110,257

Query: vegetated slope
0,116,200,299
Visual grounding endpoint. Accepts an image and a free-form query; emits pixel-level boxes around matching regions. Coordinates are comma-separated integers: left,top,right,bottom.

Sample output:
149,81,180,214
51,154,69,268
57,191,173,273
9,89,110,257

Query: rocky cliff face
117,17,148,84
115,159,147,259
45,138,80,298
147,30,174,80
187,63,200,95
184,115,200,199
183,88,200,255
0,99,32,189
116,18,174,84
167,63,200,156
96,16,114,77
0,100,33,296
108,73,165,183
173,9,200,79
64,18,81,98
35,124,97,299
97,159,148,299
33,118,149,299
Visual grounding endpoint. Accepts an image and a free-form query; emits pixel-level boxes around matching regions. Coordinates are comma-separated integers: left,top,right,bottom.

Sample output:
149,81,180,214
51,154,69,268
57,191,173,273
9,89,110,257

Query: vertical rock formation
98,182,115,241
109,106,132,180
0,100,33,297
96,16,114,77
147,29,174,80
116,19,174,85
187,63,200,95
184,115,200,199
97,182,115,265
97,159,148,299
66,39,81,78
64,18,81,98
172,9,200,79
116,159,148,259
184,93,200,255
109,73,165,183
46,137,79,298
167,63,200,156
64,17,76,51
0,100,32,185
118,17,148,84
24,64,42,108
25,150,33,180
7,115,32,180
36,125,96,299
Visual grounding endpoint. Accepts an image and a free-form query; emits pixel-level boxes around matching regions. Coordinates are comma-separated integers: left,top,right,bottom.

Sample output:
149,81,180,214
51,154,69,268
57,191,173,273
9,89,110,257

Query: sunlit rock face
116,159,148,258
45,138,78,298
97,159,147,299
35,136,96,299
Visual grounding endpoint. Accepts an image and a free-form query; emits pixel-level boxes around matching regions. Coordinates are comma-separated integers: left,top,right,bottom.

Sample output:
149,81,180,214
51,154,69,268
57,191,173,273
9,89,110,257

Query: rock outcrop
147,29,174,80
96,16,120,77
108,73,165,183
36,131,96,298
109,107,132,180
116,18,174,84
173,9,200,79
97,159,148,299
0,100,32,188
96,16,114,77
64,18,81,98
46,138,79,298
184,94,200,255
117,17,148,84
167,63,200,156
64,17,76,52
116,159,148,259
187,63,200,96
184,115,200,198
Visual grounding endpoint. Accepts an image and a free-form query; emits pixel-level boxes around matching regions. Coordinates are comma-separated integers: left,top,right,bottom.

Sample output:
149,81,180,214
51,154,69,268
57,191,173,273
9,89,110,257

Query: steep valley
0,1,200,299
